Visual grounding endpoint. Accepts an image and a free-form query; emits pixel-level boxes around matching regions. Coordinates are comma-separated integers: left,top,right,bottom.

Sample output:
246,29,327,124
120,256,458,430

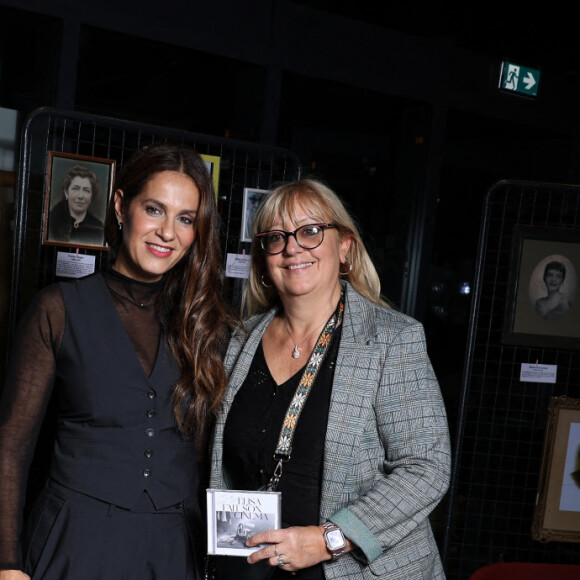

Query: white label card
226,253,251,279
56,252,96,279
520,363,557,383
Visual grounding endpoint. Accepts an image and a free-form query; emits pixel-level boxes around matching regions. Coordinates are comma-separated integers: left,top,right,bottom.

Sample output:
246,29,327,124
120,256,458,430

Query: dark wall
2,0,579,387
2,1,580,574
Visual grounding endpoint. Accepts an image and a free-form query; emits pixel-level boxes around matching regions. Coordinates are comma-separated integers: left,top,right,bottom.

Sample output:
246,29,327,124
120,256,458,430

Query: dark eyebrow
141,198,198,215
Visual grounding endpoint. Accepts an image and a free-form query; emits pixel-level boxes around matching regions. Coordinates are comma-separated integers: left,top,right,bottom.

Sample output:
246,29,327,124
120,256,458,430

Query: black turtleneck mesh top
0,270,165,569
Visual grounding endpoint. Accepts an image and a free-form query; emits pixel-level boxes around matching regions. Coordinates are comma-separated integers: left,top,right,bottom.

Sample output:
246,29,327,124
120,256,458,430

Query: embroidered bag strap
266,290,344,491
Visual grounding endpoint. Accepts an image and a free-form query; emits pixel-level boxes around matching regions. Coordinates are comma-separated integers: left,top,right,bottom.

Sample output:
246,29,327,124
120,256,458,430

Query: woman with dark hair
535,260,572,320
48,164,105,245
209,179,450,579
0,143,236,579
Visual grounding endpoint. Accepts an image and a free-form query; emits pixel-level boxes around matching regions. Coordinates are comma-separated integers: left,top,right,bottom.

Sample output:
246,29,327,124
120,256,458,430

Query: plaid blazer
209,283,451,579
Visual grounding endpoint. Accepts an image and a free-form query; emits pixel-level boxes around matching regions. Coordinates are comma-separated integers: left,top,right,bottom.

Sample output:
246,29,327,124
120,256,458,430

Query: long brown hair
105,143,237,440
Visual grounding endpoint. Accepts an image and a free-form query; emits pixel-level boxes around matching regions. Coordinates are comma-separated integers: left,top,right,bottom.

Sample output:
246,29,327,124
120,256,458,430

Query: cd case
206,489,282,556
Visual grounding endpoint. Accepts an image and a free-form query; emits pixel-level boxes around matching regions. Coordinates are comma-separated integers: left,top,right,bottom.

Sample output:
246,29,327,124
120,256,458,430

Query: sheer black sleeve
0,285,64,569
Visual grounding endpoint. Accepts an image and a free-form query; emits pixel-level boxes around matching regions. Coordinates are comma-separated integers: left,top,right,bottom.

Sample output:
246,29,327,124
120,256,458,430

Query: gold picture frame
532,395,580,543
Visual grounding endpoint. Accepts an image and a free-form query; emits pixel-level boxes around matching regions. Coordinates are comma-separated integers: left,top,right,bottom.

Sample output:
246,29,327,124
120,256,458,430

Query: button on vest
50,274,200,510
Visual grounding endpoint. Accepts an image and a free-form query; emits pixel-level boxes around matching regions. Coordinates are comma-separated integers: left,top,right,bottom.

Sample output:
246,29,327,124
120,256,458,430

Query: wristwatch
322,521,348,560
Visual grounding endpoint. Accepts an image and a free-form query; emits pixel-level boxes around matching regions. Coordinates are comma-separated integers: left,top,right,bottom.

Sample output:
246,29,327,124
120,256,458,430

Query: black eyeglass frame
255,223,337,254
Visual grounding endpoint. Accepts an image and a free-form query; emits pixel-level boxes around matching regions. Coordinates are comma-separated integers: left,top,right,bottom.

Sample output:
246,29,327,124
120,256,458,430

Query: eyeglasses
255,223,336,255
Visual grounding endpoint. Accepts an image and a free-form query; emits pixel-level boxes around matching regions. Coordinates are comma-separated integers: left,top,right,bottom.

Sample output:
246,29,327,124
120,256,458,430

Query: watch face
326,529,347,550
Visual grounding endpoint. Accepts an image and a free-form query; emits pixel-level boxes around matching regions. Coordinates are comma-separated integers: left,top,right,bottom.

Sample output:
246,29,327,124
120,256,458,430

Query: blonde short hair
244,178,388,316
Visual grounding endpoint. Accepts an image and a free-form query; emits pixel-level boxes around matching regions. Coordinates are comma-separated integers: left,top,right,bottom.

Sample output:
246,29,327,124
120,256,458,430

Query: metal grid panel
444,181,580,578
10,107,301,335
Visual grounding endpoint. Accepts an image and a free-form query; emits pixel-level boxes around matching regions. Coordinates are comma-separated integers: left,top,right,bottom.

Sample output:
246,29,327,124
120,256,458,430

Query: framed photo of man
43,151,116,250
502,225,580,350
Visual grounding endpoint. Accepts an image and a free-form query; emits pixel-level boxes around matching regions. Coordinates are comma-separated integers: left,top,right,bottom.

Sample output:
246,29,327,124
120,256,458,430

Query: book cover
206,489,282,557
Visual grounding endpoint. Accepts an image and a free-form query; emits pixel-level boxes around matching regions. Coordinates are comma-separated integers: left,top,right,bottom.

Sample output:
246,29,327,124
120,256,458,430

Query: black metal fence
10,107,301,336
443,181,580,578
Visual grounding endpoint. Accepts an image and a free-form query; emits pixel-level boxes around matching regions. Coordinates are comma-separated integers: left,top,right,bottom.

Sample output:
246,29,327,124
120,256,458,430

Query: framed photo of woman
240,188,270,242
43,151,116,250
532,396,580,543
502,225,580,350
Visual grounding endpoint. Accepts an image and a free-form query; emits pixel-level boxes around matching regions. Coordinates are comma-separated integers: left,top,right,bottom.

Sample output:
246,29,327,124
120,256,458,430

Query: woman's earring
261,274,272,288
339,259,352,276
117,220,123,231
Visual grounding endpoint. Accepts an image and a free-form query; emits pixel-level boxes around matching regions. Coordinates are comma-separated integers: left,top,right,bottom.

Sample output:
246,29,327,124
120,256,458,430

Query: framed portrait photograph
43,151,115,250
502,225,580,349
532,396,580,543
241,188,270,242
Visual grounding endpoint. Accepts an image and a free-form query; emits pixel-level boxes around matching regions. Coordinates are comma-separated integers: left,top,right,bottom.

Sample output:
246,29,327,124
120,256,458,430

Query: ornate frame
532,395,580,542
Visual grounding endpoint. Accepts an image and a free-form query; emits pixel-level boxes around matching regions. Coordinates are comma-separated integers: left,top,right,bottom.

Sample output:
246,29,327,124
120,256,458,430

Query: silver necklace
281,317,303,359
281,316,327,359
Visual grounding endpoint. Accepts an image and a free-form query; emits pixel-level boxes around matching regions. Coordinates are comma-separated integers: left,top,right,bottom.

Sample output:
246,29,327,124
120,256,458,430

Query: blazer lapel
225,309,277,402
320,284,381,518
210,308,277,488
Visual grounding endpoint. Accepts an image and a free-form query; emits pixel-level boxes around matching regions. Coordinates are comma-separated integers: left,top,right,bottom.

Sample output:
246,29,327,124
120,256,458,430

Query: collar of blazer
226,282,382,381
230,281,380,347
338,281,379,346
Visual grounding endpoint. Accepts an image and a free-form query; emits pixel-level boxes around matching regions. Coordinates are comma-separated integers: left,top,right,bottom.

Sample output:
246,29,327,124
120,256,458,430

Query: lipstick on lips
146,242,174,258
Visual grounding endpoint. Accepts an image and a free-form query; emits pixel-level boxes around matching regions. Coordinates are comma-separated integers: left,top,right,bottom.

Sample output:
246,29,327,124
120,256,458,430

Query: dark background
2,2,580,576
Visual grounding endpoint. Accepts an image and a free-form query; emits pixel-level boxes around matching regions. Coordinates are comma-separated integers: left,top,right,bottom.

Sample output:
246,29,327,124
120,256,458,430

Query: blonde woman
210,179,450,579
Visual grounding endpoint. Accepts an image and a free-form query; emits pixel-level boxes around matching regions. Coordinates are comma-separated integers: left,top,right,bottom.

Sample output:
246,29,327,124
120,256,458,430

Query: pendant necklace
281,316,327,359
108,280,160,309
281,317,303,358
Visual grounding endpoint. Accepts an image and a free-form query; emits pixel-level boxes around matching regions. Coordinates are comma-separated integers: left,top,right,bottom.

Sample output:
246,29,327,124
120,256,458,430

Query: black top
223,325,342,580
48,200,105,246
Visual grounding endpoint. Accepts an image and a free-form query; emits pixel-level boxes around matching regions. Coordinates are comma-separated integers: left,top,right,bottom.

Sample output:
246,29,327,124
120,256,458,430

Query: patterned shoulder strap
266,291,344,491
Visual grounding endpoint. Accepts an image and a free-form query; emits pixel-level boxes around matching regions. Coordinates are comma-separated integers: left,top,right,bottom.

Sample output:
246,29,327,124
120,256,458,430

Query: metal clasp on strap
267,452,290,492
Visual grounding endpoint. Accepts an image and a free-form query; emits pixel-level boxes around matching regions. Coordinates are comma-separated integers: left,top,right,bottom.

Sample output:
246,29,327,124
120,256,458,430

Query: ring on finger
274,547,278,556
277,556,286,567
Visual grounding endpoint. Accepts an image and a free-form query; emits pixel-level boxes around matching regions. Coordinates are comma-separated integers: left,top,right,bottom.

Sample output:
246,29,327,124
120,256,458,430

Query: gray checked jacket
209,282,451,579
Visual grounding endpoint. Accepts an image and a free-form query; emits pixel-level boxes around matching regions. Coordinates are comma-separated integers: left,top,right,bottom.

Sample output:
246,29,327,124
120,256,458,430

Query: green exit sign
499,61,540,97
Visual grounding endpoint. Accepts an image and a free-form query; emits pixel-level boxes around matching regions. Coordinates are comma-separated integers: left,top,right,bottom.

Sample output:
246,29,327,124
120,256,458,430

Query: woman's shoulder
28,282,65,312
15,283,66,342
231,308,276,335
49,199,67,215
245,309,275,329
226,309,275,354
346,284,422,332
84,211,104,228
30,273,105,313
60,272,105,291
371,304,426,346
